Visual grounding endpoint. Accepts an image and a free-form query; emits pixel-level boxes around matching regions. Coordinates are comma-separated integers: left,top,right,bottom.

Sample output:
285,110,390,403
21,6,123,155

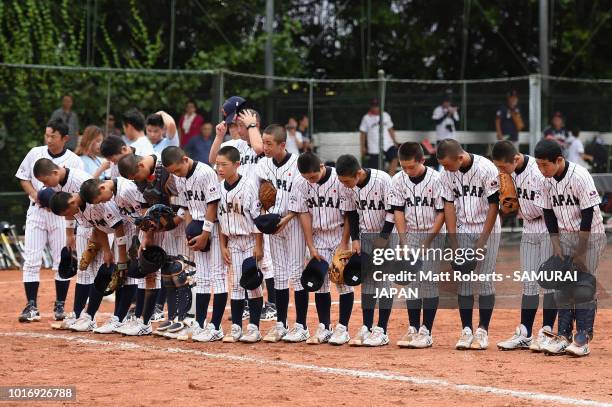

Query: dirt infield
1,245,612,406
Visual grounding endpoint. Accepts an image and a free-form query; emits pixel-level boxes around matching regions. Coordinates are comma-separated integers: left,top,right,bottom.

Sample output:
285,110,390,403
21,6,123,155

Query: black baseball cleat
53,301,66,321
18,300,41,323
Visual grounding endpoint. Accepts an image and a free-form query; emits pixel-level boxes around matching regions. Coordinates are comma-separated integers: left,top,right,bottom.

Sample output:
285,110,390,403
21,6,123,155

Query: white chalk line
1,331,610,407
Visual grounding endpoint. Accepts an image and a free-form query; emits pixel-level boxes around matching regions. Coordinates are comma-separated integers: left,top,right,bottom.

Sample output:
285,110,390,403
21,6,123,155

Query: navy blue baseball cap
37,188,56,208
185,220,211,252
58,247,77,279
253,214,281,234
240,256,264,290
301,257,329,292
343,253,365,286
222,96,246,124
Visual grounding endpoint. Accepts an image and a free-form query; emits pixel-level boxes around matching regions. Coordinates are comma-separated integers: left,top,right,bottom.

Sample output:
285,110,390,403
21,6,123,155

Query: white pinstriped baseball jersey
440,154,501,232
289,166,346,233
54,168,92,194
218,176,261,236
173,161,221,220
339,169,393,233
389,167,444,232
220,139,262,181
512,155,547,233
256,153,301,216
74,200,123,234
114,177,145,222
536,161,604,233
16,146,84,197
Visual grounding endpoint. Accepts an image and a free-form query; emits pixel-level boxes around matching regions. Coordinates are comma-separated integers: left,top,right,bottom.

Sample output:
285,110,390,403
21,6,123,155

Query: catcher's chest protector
136,157,172,206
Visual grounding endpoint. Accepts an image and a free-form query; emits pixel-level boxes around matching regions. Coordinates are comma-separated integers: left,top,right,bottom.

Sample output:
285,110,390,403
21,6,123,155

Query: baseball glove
329,249,353,284
259,180,277,211
134,204,176,232
498,172,519,217
79,240,101,271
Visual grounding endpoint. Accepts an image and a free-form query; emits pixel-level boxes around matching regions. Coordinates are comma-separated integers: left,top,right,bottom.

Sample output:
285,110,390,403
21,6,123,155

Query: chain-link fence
1,63,611,229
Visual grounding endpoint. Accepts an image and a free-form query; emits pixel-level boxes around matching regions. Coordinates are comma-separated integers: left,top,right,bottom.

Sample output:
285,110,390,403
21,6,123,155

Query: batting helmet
537,255,580,290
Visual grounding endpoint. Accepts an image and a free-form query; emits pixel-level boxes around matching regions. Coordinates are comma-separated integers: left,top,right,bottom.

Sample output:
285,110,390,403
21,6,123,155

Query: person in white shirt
359,98,399,175
565,129,593,169
285,117,303,155
432,96,459,142
145,110,179,154
122,108,155,156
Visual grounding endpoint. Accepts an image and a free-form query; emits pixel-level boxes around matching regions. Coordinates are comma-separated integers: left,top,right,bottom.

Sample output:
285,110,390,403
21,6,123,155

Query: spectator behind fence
543,111,569,149
185,122,214,165
495,90,524,148
584,135,608,173
298,114,312,152
285,117,304,155
75,125,106,178
102,113,122,138
122,108,155,155
178,100,204,146
432,95,459,141
565,128,593,169
145,111,179,154
359,98,399,174
49,94,80,151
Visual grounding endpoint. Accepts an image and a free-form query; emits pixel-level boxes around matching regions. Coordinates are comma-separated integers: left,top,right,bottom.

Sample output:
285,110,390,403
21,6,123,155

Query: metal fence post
378,69,386,171
308,79,314,141
529,74,541,156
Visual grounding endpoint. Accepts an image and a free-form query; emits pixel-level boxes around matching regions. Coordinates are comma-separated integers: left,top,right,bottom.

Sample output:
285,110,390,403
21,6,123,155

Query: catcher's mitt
79,240,101,271
329,249,353,284
259,180,277,211
498,172,519,217
134,204,176,232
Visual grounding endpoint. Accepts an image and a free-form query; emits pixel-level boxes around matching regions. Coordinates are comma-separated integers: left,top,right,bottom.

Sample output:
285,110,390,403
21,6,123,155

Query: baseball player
32,158,94,330
99,135,154,179
534,139,606,357
209,98,276,320
491,141,557,351
214,145,265,342
256,124,307,342
117,152,190,337
15,119,84,323
79,177,146,334
145,110,179,154
437,139,501,350
161,146,228,342
389,143,446,348
289,152,354,345
49,191,129,332
335,154,395,347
